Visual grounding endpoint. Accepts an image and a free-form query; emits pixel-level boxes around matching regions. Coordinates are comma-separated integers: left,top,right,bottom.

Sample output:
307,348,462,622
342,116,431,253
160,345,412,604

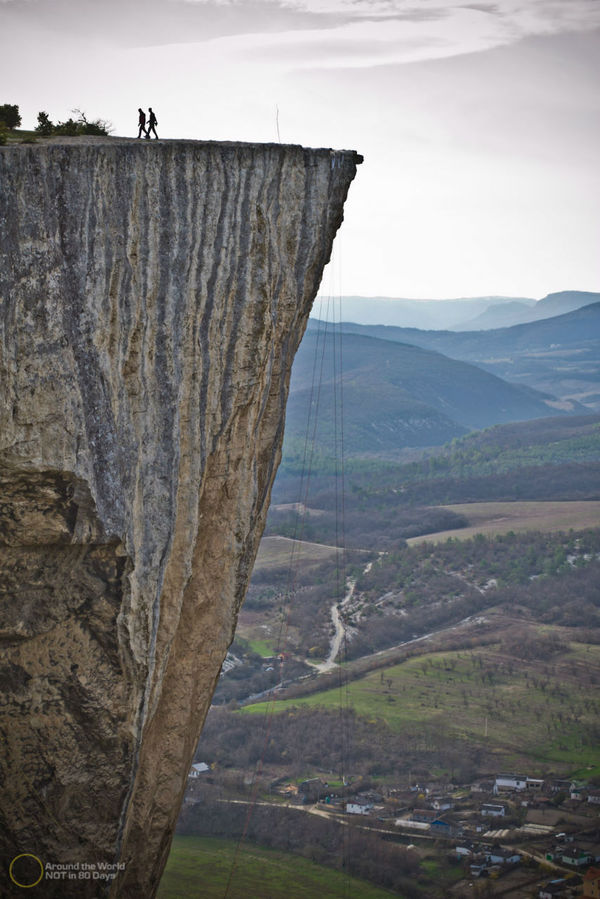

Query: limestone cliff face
0,137,360,896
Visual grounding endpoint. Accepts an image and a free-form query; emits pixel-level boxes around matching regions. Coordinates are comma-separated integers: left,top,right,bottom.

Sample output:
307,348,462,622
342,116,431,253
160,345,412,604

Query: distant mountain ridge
323,302,600,413
455,301,536,331
312,294,535,330
314,290,600,331
536,290,600,316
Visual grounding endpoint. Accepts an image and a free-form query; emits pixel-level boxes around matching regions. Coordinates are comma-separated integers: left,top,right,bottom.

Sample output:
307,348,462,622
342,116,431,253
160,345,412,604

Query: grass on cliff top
2,128,38,144
241,640,600,771
157,836,399,899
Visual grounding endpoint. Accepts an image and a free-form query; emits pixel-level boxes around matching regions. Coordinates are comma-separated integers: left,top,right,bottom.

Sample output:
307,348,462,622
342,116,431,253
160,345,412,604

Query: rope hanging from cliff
223,247,349,898
331,245,352,896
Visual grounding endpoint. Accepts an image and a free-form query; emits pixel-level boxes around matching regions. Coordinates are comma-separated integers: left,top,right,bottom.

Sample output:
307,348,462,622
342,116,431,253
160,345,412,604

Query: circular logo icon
9,854,44,888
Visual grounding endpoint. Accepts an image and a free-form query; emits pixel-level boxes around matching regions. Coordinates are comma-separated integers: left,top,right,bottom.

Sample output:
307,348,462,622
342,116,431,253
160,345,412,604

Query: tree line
0,102,110,143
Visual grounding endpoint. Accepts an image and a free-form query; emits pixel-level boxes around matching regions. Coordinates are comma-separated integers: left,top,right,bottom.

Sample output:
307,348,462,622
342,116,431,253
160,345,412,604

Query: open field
242,637,600,771
407,500,600,545
157,836,399,899
235,607,287,659
254,535,342,571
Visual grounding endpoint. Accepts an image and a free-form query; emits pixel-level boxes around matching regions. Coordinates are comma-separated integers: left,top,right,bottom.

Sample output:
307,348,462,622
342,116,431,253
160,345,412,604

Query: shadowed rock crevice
0,467,135,894
0,138,360,897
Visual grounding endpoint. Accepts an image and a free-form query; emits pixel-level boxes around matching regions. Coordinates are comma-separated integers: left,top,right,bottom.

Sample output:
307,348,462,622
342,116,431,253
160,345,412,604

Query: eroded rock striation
0,137,360,896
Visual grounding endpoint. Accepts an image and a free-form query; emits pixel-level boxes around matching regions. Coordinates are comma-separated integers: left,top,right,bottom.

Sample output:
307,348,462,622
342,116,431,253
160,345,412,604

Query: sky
2,0,599,300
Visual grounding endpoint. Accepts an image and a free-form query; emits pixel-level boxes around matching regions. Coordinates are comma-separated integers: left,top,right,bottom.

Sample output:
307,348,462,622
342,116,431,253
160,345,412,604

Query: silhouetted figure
147,107,158,140
137,108,147,139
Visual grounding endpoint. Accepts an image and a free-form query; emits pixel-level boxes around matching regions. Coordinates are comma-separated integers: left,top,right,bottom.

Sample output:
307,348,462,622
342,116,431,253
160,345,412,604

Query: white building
494,774,527,793
481,803,506,817
188,762,210,778
346,801,373,815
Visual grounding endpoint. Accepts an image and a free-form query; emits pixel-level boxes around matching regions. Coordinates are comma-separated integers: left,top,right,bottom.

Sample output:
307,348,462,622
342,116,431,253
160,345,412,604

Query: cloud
3,0,600,54
0,0,348,46
0,0,382,47
207,1,600,72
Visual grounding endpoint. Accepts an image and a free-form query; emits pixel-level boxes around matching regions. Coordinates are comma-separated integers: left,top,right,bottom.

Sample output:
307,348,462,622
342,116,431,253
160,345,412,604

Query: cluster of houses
283,771,600,827
287,770,600,889
483,773,600,807
188,763,600,892
454,841,522,880
539,866,600,898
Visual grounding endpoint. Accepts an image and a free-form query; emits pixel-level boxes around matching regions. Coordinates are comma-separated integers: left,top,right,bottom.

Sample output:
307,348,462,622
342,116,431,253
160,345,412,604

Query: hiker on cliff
147,107,158,140
137,108,147,139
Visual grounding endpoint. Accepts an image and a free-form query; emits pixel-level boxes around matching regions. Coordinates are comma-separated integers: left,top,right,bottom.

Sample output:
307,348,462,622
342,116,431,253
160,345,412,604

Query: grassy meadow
157,836,399,899
241,638,600,771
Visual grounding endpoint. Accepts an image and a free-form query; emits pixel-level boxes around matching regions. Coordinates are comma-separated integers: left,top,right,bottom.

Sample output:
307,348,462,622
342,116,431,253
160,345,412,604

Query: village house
570,781,588,801
471,780,495,794
551,779,572,794
410,808,439,824
430,818,454,837
494,774,528,793
539,880,568,898
527,777,545,791
561,846,593,868
346,800,374,816
588,791,600,806
431,797,454,811
578,841,600,864
481,803,507,817
469,856,490,879
584,867,600,898
486,847,521,865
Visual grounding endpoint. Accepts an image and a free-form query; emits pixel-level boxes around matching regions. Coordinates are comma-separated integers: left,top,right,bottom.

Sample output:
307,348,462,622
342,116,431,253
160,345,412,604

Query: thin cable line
223,291,335,898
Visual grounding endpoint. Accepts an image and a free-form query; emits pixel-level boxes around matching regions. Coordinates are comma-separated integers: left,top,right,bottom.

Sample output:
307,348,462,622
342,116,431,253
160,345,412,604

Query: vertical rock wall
0,138,360,896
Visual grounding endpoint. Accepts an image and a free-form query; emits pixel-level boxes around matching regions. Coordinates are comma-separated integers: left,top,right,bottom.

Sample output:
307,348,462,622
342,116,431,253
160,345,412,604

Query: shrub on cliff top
0,103,21,129
35,111,54,136
35,108,111,137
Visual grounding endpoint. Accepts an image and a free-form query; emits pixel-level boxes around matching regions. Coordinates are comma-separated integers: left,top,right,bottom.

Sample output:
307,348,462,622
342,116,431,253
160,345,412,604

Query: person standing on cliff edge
137,108,147,138
147,107,158,139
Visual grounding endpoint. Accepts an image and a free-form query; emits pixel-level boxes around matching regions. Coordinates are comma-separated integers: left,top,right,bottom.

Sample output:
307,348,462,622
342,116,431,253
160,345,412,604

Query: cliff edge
0,137,360,896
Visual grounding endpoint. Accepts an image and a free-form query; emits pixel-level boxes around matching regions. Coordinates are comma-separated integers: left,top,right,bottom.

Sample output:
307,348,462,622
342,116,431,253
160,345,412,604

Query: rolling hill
284,328,578,457
320,302,600,412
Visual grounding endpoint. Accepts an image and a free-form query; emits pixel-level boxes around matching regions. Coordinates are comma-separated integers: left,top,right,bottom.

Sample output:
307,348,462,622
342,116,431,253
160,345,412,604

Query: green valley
167,311,600,898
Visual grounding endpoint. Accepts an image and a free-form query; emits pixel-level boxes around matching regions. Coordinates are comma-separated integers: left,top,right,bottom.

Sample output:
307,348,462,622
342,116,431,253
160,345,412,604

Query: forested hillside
274,414,600,506
323,302,600,411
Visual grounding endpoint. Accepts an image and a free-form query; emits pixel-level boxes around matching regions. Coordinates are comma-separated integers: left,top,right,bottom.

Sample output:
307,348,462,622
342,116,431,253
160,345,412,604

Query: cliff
0,137,360,896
